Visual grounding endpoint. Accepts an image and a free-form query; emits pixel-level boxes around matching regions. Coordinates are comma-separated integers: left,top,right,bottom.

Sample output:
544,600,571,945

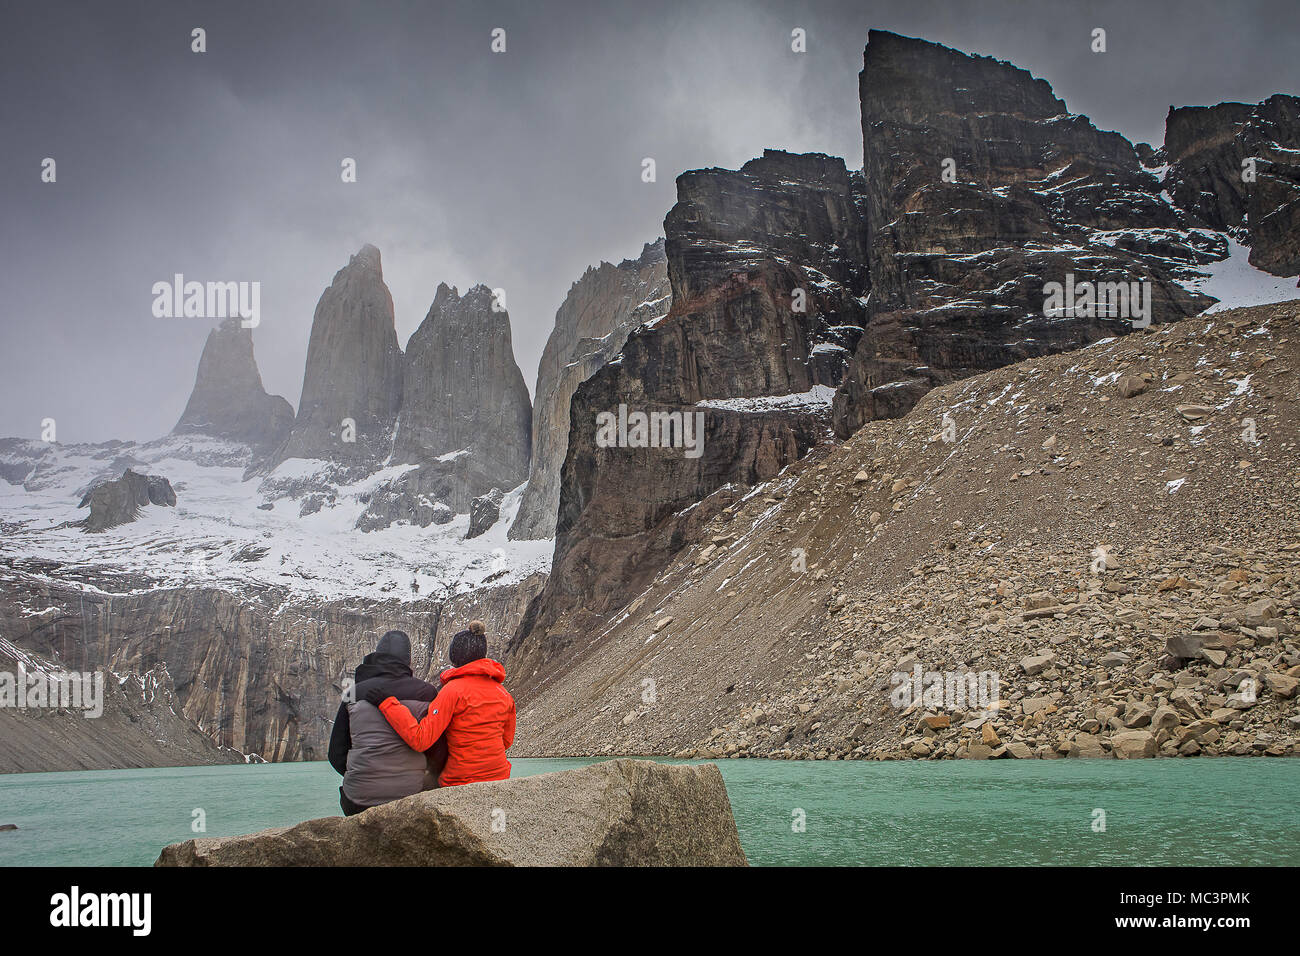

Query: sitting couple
327,619,515,816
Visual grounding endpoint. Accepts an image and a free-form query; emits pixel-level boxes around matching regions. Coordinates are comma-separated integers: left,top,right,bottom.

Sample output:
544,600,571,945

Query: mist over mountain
3,0,1298,443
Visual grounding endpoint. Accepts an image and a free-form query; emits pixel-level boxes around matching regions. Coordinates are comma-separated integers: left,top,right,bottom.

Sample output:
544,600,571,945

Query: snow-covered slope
0,434,552,603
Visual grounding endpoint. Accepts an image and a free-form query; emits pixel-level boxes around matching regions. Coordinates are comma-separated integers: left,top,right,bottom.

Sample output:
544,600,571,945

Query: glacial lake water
0,757,1296,867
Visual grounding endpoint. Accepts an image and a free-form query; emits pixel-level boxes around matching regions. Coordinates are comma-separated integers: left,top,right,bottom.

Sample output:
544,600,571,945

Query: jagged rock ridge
834,28,1221,437
511,240,670,541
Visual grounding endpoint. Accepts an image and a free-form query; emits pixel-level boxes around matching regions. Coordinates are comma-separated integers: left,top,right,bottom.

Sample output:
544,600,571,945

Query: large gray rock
510,240,669,541
77,469,176,532
467,488,505,539
354,477,454,532
392,283,532,513
1165,632,1233,666
155,759,747,867
172,317,294,456
272,245,404,467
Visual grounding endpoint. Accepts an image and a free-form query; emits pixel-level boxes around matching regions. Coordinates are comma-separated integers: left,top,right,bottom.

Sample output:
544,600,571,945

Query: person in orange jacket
364,620,515,787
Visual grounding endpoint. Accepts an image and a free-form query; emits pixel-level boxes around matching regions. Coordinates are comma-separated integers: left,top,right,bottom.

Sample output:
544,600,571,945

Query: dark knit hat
448,620,487,667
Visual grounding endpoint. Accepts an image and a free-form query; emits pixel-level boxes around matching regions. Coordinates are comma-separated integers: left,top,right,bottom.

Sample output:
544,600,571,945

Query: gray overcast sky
1,0,1296,442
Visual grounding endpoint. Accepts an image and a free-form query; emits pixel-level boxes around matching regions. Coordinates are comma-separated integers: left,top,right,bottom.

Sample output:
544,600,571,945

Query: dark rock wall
837,29,1218,437
511,240,669,540
1165,94,1300,277
273,245,404,466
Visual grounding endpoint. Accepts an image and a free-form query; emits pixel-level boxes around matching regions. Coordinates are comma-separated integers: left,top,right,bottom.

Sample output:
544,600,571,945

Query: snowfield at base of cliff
0,435,552,604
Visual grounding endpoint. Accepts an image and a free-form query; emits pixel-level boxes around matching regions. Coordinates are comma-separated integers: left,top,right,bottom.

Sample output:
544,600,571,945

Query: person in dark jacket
327,629,448,816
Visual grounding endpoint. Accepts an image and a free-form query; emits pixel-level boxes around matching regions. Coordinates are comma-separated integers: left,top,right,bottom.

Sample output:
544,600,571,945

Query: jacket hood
376,630,412,662
354,652,413,684
440,658,506,684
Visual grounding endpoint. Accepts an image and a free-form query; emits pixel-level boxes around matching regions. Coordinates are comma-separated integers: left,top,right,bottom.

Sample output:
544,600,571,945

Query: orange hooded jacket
377,657,515,787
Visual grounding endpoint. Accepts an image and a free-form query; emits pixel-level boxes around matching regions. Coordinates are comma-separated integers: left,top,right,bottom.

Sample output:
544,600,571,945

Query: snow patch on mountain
1183,237,1300,311
697,385,837,412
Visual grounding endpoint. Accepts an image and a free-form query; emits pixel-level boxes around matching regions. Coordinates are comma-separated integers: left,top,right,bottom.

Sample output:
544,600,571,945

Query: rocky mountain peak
837,29,1217,437
383,279,531,514
270,244,404,467
172,317,294,456
350,243,383,272
510,239,670,540
665,148,869,324
1164,94,1300,276
430,280,458,306
863,29,1065,123
633,238,666,267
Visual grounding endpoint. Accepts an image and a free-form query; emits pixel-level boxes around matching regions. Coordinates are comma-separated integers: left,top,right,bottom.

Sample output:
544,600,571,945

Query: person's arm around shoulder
378,681,457,752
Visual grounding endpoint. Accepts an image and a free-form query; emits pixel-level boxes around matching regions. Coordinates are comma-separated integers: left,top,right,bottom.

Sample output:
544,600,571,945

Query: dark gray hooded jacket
327,631,439,808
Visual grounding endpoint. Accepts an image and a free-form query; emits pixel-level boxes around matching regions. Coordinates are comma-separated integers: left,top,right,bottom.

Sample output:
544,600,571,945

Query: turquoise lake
0,757,1296,866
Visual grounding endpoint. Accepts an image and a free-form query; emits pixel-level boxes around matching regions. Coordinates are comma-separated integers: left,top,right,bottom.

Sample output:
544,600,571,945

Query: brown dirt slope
510,301,1300,760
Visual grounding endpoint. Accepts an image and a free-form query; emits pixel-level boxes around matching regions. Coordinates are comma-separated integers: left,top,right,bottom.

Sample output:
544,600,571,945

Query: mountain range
1,30,1297,771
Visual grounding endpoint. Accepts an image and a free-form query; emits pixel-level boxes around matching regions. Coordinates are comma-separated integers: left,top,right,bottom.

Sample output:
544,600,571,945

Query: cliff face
835,29,1217,437
0,564,545,766
1163,102,1257,232
509,30,1299,684
0,632,243,773
510,241,670,541
1165,95,1300,277
172,318,294,456
511,150,869,662
273,245,404,467
389,283,532,513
